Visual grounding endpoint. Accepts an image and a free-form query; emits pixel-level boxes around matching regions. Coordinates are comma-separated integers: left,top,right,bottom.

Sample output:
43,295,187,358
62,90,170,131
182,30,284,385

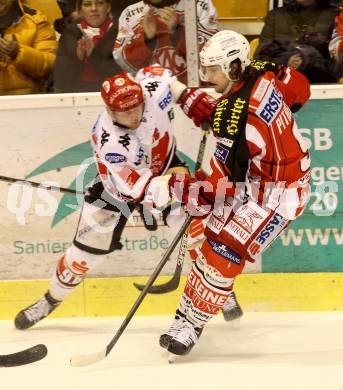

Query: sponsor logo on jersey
255,213,287,245
212,97,246,136
158,89,172,110
252,78,270,101
144,65,164,77
100,128,110,149
105,153,127,164
144,81,161,97
167,108,174,121
118,133,131,151
256,85,283,124
216,137,234,148
134,146,145,166
224,203,269,244
214,143,230,163
125,5,144,23
208,239,241,265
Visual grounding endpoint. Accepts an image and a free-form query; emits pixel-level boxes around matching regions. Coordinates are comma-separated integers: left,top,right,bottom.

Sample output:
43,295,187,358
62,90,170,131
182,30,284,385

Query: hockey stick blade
0,344,48,367
132,230,187,294
70,349,106,367
133,268,181,294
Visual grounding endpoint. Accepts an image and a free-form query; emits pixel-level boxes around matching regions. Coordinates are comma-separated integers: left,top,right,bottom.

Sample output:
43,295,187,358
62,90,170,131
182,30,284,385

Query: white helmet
199,30,251,81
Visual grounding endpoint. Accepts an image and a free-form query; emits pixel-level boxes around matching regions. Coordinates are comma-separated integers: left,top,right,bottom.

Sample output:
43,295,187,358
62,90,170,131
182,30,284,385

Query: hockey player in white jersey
14,64,188,329
14,63,242,330
113,0,218,83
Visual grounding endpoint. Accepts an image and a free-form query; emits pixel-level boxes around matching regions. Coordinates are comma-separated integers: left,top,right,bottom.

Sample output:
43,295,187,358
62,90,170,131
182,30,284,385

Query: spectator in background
113,0,218,83
255,0,340,83
53,0,121,92
54,0,135,34
54,0,78,34
0,0,56,95
329,2,343,65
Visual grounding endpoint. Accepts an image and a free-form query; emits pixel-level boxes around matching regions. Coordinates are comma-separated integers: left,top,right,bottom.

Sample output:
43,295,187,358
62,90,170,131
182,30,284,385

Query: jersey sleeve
196,0,218,44
112,6,151,74
254,61,311,112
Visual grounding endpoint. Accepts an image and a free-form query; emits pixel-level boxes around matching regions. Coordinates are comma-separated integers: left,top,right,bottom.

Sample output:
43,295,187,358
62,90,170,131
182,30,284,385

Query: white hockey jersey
113,0,218,83
91,65,177,203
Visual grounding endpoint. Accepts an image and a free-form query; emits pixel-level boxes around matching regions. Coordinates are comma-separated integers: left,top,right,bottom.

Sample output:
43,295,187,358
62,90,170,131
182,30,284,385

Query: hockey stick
70,214,192,367
133,124,210,294
0,344,48,367
0,175,84,195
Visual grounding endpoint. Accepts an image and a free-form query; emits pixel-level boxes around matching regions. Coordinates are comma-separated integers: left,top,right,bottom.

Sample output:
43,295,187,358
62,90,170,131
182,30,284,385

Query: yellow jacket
0,1,57,95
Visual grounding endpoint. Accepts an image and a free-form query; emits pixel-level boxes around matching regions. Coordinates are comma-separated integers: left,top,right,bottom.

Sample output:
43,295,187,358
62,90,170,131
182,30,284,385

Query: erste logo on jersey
256,82,283,125
158,89,172,110
248,212,287,256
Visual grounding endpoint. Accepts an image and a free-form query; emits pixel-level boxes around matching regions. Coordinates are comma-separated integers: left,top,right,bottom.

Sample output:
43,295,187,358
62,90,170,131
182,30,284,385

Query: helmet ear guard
199,30,251,82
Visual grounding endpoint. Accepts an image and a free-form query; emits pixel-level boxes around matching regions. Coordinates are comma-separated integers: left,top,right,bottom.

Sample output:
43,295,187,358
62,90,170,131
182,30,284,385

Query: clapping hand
157,6,177,34
0,34,19,59
76,35,94,61
142,8,157,39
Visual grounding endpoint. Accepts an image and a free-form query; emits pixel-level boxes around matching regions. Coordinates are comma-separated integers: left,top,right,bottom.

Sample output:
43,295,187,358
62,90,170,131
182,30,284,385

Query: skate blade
168,353,179,364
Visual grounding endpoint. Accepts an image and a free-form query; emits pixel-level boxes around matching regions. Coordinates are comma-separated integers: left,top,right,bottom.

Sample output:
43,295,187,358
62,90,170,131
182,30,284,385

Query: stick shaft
0,175,84,195
106,214,192,355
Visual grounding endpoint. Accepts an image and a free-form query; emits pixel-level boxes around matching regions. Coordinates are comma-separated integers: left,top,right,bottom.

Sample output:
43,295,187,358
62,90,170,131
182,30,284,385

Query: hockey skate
15,292,61,330
167,320,203,356
159,312,185,349
221,290,243,322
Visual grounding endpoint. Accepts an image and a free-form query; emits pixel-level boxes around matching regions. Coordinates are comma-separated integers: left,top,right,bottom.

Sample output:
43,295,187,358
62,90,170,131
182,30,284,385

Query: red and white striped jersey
91,65,176,203
113,0,218,83
205,61,311,220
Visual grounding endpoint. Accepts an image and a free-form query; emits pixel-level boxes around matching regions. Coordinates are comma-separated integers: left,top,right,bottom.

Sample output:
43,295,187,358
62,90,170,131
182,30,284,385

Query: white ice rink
2,312,343,390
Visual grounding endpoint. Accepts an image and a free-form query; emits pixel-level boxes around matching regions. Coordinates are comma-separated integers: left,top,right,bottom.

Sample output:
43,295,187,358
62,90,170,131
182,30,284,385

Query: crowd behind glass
0,0,343,96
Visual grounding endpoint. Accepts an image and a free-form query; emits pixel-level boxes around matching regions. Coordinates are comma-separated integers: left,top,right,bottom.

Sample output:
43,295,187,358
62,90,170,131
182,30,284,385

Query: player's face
80,0,110,27
203,65,230,93
108,103,144,129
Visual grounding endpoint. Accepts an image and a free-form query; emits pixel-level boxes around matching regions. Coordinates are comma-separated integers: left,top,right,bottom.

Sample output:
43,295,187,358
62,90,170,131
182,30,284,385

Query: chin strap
223,80,236,95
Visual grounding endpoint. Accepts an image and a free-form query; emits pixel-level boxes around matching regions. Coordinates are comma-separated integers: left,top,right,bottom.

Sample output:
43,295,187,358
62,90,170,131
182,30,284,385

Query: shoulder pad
250,60,278,73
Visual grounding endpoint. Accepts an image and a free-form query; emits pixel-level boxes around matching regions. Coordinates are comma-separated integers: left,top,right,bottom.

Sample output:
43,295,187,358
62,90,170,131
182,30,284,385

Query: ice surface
1,312,343,390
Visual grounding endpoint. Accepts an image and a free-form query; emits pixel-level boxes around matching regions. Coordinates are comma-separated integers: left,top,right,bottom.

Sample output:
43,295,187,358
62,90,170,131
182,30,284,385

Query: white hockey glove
143,174,172,210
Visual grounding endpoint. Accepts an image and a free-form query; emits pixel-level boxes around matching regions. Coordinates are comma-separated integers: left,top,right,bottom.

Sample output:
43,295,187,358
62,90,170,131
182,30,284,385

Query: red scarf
79,16,113,84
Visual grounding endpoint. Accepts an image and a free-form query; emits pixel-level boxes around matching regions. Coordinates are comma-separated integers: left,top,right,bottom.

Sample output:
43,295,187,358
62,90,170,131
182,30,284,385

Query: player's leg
162,200,292,356
15,180,134,329
188,216,244,322
162,237,245,355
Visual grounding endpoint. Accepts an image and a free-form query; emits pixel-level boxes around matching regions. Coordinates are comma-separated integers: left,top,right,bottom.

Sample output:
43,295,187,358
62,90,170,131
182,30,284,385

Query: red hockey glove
168,173,213,218
179,89,215,127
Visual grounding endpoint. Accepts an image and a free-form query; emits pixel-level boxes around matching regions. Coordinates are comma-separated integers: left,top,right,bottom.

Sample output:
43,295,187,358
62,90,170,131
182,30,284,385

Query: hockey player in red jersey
159,30,311,356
